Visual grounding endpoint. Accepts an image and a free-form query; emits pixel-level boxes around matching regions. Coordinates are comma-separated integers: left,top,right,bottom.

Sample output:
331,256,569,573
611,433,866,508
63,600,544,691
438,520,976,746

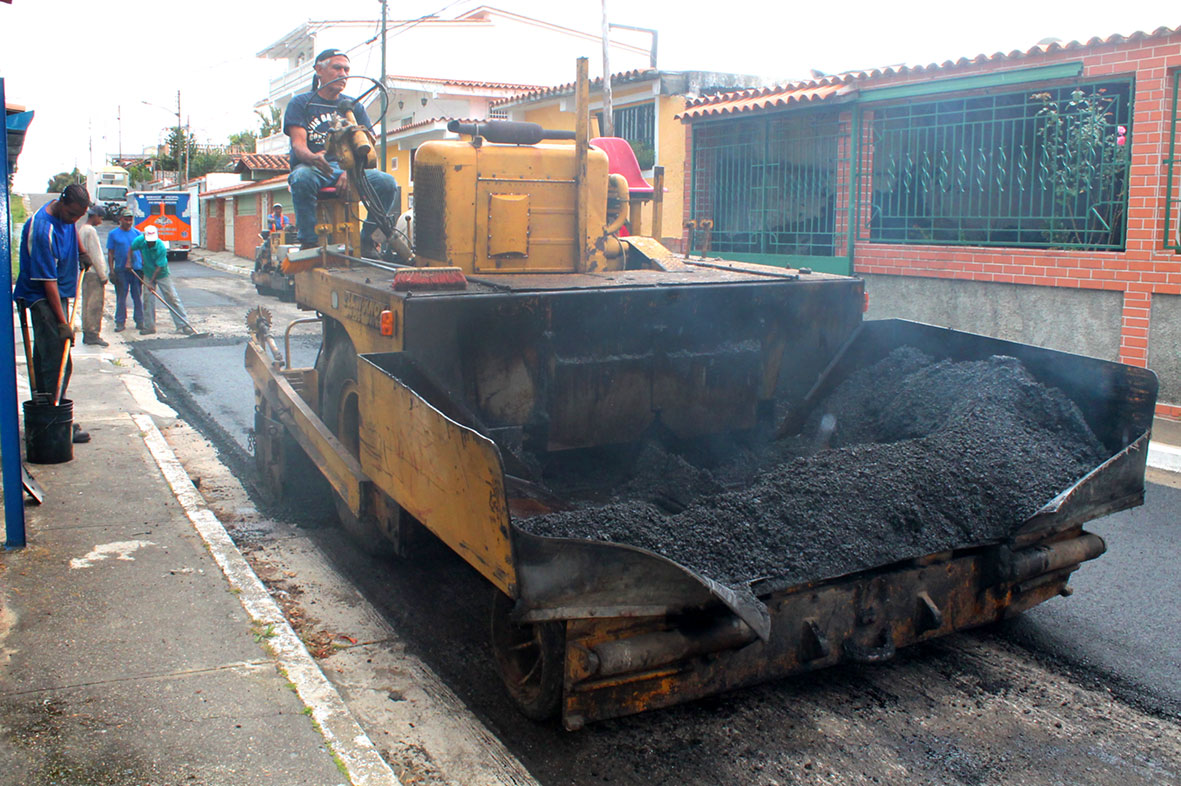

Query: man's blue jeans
288,163,401,247
112,267,143,329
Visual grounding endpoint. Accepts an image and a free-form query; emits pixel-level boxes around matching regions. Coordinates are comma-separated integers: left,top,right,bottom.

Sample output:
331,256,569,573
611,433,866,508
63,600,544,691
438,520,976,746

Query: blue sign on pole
1,77,27,549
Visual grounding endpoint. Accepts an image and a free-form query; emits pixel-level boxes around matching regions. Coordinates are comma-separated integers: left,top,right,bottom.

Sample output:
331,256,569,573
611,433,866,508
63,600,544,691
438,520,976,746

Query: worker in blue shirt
106,208,144,332
12,183,92,441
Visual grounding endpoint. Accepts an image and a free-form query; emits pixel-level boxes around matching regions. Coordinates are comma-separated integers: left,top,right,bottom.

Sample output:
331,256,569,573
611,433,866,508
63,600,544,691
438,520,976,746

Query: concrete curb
192,253,251,277
1148,442,1181,474
133,412,402,786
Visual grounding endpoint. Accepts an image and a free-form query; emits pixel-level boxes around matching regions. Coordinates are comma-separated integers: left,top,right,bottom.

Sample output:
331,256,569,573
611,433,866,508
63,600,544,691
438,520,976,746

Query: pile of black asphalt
517,347,1108,587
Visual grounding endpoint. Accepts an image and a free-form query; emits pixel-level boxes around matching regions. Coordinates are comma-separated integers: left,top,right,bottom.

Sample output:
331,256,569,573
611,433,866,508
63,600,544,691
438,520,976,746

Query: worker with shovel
12,183,91,443
131,225,196,336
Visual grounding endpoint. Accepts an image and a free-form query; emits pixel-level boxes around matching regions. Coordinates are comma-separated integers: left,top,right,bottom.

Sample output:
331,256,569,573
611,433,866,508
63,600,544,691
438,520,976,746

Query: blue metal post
1,78,27,549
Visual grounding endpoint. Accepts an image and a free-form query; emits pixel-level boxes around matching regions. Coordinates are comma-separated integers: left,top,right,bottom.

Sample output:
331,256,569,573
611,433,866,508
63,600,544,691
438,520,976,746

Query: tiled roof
490,68,657,107
389,116,480,134
200,173,288,199
682,24,1181,119
680,81,853,119
234,154,289,172
385,74,544,92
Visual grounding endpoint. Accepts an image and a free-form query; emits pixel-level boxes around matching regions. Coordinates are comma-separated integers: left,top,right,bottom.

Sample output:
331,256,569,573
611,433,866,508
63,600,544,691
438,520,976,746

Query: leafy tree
161,127,197,174
127,163,153,188
229,130,257,153
47,168,84,192
188,150,233,179
256,105,283,137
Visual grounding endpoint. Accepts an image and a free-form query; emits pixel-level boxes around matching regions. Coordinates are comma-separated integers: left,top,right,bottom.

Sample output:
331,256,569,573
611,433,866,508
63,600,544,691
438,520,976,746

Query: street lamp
141,91,188,187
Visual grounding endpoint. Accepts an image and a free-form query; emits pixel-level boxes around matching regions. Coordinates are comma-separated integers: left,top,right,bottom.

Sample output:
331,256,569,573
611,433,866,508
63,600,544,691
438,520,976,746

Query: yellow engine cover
412,140,613,273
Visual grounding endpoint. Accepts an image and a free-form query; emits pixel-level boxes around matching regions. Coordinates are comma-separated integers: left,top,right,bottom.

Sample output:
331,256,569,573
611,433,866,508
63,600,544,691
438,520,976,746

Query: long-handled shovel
52,296,79,406
16,303,46,504
17,303,38,399
132,270,211,339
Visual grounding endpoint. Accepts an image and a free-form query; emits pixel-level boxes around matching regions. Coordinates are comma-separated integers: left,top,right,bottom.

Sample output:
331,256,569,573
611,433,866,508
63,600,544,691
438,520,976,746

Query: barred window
1165,71,1181,252
598,102,656,168
862,81,1133,250
691,110,843,260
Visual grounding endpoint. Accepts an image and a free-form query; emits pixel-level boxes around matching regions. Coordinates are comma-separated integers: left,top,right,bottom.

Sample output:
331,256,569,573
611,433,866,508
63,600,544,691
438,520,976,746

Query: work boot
360,237,379,259
299,241,318,251
139,327,156,335
114,324,125,332
72,423,90,444
82,333,109,347
177,325,196,336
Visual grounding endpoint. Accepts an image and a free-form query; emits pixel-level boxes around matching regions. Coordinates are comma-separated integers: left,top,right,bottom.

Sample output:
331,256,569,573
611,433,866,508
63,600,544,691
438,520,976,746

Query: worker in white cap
131,225,195,335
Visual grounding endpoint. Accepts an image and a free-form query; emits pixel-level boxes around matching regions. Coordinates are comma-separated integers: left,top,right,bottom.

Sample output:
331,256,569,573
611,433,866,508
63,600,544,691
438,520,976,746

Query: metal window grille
690,110,844,259
860,81,1133,250
598,103,656,168
489,108,509,120
1165,71,1181,252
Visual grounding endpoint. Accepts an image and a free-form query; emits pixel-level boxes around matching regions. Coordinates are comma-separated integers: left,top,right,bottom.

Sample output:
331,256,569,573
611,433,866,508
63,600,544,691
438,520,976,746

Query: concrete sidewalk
0,312,399,784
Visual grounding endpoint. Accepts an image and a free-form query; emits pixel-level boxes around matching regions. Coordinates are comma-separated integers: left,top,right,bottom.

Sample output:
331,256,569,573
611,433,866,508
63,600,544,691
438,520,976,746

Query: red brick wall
233,193,262,259
204,198,225,252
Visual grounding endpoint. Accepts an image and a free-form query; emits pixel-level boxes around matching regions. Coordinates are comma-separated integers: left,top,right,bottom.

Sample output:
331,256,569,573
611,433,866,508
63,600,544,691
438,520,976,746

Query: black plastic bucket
23,398,73,464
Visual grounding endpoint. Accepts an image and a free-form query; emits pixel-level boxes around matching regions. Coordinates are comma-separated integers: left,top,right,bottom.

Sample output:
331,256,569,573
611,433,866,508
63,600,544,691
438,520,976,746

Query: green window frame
236,194,257,216
690,108,847,269
597,102,656,169
861,79,1133,251
1166,70,1181,252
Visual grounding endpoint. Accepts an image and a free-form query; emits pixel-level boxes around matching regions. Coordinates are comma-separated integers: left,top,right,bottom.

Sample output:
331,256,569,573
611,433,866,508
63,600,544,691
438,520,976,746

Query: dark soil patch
518,349,1106,586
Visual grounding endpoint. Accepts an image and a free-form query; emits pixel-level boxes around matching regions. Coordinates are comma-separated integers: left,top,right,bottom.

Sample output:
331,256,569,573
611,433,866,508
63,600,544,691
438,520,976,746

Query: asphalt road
129,258,1181,783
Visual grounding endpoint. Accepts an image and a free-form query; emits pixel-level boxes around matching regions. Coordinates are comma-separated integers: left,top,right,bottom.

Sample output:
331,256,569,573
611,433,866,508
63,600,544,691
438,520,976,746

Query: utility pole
380,0,388,173
601,0,613,137
117,105,122,164
177,90,187,188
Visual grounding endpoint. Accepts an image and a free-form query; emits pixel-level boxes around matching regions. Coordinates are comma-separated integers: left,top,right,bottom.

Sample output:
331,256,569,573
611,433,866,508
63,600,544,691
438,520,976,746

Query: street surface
124,252,1181,785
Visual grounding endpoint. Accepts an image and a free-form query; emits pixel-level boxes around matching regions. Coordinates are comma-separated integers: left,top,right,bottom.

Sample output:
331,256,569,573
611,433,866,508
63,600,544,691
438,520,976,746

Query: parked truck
128,189,192,259
245,60,1157,729
87,165,130,220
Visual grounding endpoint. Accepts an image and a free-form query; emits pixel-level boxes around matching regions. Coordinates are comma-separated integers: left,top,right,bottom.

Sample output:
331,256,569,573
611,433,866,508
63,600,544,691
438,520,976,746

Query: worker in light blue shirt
106,208,144,331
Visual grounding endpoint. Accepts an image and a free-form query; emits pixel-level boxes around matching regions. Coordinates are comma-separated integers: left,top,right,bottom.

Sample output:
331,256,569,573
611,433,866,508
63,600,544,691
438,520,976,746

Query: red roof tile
199,173,288,199
680,82,852,119
233,153,289,172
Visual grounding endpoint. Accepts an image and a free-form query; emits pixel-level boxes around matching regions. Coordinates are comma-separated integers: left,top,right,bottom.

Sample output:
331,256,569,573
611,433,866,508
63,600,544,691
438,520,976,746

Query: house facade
680,27,1181,415
199,175,288,259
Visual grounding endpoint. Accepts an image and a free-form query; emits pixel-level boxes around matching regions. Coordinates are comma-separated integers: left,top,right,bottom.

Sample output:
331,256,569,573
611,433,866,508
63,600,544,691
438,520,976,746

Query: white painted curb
1148,441,1181,474
133,413,401,786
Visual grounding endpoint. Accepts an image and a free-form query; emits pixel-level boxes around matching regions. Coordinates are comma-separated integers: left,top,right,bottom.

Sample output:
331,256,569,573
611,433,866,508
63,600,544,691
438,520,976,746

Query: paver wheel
490,590,565,722
319,326,400,556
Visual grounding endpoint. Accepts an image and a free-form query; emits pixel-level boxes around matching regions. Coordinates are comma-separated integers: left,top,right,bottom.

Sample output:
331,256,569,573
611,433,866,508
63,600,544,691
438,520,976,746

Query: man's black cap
315,48,349,64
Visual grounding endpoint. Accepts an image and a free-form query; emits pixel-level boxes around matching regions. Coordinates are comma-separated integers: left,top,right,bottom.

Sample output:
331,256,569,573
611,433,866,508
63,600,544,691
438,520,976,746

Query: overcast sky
2,0,1177,193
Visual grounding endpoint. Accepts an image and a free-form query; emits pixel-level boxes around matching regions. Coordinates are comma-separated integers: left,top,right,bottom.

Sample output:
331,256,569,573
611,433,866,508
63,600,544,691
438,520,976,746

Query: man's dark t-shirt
283,91,374,167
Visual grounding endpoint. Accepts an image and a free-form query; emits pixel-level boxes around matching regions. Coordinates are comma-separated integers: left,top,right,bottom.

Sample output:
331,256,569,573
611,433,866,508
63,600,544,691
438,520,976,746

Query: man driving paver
284,48,400,256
